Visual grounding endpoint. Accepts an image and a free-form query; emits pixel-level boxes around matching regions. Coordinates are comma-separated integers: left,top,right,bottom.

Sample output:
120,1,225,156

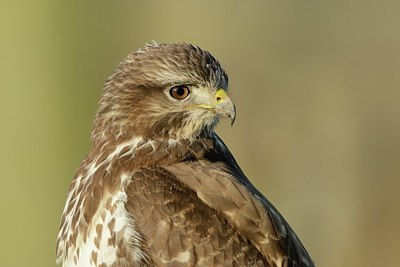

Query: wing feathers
126,166,268,266
163,134,314,266
211,134,315,267
166,161,284,266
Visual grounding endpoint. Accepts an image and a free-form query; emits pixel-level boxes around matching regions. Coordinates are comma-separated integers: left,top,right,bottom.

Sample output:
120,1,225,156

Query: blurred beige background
1,1,399,266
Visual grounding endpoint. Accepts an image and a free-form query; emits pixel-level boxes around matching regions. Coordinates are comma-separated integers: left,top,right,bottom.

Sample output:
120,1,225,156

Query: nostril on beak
215,88,227,104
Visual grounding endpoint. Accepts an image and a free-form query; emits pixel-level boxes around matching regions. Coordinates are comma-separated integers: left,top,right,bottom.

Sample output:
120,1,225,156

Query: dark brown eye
170,85,190,100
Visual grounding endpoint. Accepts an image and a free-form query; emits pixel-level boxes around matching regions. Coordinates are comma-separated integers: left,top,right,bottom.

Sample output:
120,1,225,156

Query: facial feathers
92,42,229,141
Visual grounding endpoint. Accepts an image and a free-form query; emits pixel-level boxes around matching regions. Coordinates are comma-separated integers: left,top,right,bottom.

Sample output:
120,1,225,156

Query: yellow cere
185,89,228,110
215,88,228,103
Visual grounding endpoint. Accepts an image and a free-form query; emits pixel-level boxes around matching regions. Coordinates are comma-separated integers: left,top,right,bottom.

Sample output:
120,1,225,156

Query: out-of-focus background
1,1,399,266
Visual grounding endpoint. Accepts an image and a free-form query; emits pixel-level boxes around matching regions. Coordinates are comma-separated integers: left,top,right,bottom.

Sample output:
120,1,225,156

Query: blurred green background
1,1,399,266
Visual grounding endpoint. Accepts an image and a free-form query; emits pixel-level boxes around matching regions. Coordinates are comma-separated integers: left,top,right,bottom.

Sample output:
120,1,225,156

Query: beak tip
230,105,236,126
230,115,236,126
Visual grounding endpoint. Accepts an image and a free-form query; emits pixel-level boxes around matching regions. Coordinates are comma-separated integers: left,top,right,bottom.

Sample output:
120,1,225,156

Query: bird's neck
88,133,216,168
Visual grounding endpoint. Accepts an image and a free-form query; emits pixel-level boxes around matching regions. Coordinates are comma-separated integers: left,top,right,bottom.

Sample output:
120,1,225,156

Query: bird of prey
56,42,315,267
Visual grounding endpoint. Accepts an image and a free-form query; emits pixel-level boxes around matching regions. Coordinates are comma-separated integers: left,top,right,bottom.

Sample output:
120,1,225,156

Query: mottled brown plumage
56,42,315,267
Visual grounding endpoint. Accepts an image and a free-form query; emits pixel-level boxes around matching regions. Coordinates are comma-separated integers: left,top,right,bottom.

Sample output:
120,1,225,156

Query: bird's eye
170,86,190,100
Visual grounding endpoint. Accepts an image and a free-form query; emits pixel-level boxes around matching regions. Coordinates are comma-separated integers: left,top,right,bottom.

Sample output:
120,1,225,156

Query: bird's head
92,42,235,142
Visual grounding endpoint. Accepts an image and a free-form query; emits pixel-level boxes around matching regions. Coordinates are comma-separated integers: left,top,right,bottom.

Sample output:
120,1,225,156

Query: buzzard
56,42,315,267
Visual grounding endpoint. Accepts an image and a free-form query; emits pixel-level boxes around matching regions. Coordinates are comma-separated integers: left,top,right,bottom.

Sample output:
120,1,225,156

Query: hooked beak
185,88,236,125
214,88,236,125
